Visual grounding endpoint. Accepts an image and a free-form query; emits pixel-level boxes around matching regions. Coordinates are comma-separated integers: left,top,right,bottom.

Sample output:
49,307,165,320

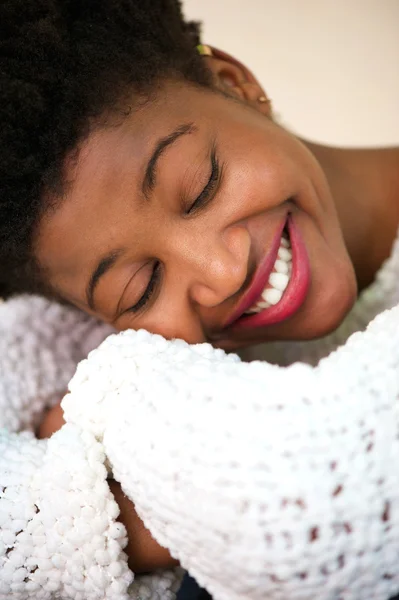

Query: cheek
224,122,348,269
237,119,310,189
221,142,302,220
254,125,340,232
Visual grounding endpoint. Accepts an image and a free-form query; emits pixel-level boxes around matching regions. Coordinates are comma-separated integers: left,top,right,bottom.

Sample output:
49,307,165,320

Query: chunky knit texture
0,296,184,599
0,298,135,598
0,296,113,434
1,232,399,599
62,307,399,600
0,427,132,599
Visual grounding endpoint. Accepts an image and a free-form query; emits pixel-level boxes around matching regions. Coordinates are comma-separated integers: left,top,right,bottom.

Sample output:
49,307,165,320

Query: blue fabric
176,573,399,599
176,573,212,600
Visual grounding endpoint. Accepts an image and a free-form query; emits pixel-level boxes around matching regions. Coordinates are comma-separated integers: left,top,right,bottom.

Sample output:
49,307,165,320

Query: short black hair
0,0,211,299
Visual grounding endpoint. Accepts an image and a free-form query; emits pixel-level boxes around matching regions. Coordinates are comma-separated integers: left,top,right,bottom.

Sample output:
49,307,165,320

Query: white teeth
278,247,292,261
258,301,270,309
262,287,283,305
243,231,293,316
274,259,289,274
268,272,289,291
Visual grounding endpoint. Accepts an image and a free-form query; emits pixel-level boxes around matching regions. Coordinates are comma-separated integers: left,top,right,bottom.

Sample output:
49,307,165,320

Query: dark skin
36,51,399,350
36,48,399,571
36,51,356,350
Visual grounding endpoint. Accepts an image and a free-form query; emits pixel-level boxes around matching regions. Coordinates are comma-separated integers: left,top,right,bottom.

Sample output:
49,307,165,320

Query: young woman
1,0,398,598
2,1,398,346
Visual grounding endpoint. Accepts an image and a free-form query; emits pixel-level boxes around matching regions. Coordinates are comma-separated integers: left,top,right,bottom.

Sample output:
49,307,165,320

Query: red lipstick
225,214,310,331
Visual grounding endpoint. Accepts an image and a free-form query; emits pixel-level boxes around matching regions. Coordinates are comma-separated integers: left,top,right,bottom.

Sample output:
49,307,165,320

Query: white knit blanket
2,294,399,599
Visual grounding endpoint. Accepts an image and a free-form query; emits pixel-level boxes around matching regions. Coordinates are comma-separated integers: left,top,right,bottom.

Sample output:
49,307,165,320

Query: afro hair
0,0,211,298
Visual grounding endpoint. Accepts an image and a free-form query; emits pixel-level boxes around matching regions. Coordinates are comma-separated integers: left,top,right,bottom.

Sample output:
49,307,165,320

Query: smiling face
35,78,357,350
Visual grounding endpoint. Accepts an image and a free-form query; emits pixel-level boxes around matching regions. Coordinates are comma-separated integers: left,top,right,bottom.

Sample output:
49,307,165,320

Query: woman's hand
37,401,65,438
37,400,178,573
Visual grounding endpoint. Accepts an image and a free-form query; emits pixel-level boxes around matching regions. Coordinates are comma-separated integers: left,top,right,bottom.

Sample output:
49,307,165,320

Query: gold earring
197,44,213,57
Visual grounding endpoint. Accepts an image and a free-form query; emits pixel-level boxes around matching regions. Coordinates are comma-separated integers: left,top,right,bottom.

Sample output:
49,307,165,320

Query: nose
183,226,251,309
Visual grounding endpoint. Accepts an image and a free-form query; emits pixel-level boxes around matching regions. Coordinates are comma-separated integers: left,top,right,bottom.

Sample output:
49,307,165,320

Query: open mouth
225,214,311,331
243,227,292,315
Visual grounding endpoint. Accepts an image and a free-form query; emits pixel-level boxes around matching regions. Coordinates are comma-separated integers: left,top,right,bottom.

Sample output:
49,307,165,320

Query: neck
305,141,399,291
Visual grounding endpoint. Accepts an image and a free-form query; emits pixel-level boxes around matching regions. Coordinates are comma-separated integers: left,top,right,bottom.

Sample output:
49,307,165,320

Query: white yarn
1,232,399,599
0,295,113,433
0,296,182,599
63,306,399,600
0,296,135,599
0,427,132,599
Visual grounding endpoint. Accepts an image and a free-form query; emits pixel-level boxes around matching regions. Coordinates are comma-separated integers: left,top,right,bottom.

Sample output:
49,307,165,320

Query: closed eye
124,145,221,316
125,261,161,314
187,143,220,214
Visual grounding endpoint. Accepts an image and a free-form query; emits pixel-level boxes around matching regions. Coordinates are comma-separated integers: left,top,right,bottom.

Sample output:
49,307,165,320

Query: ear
201,46,272,118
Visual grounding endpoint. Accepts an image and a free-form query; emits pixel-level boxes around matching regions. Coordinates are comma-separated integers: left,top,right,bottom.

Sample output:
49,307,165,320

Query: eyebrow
86,249,124,311
142,122,196,199
86,123,196,312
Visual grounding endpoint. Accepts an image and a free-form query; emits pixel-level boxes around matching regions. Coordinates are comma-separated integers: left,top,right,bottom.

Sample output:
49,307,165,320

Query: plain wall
183,0,399,147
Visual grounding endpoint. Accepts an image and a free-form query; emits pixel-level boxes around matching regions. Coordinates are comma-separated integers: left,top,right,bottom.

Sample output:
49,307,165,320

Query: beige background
183,0,399,147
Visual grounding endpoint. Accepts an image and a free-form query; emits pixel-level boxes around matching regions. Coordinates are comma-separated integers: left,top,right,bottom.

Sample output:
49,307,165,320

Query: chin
294,293,356,340
309,263,359,335
275,272,357,342
220,269,358,352
278,272,357,342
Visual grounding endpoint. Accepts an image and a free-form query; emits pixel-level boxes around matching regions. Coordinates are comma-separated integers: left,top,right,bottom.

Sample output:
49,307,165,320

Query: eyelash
186,145,220,215
126,148,221,315
127,261,161,314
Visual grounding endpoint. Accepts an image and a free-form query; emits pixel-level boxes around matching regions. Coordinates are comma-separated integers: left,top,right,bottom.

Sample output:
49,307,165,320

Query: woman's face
36,79,356,350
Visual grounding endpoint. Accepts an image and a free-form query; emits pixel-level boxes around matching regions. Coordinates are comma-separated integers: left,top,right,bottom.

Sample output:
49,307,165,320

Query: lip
224,214,310,331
